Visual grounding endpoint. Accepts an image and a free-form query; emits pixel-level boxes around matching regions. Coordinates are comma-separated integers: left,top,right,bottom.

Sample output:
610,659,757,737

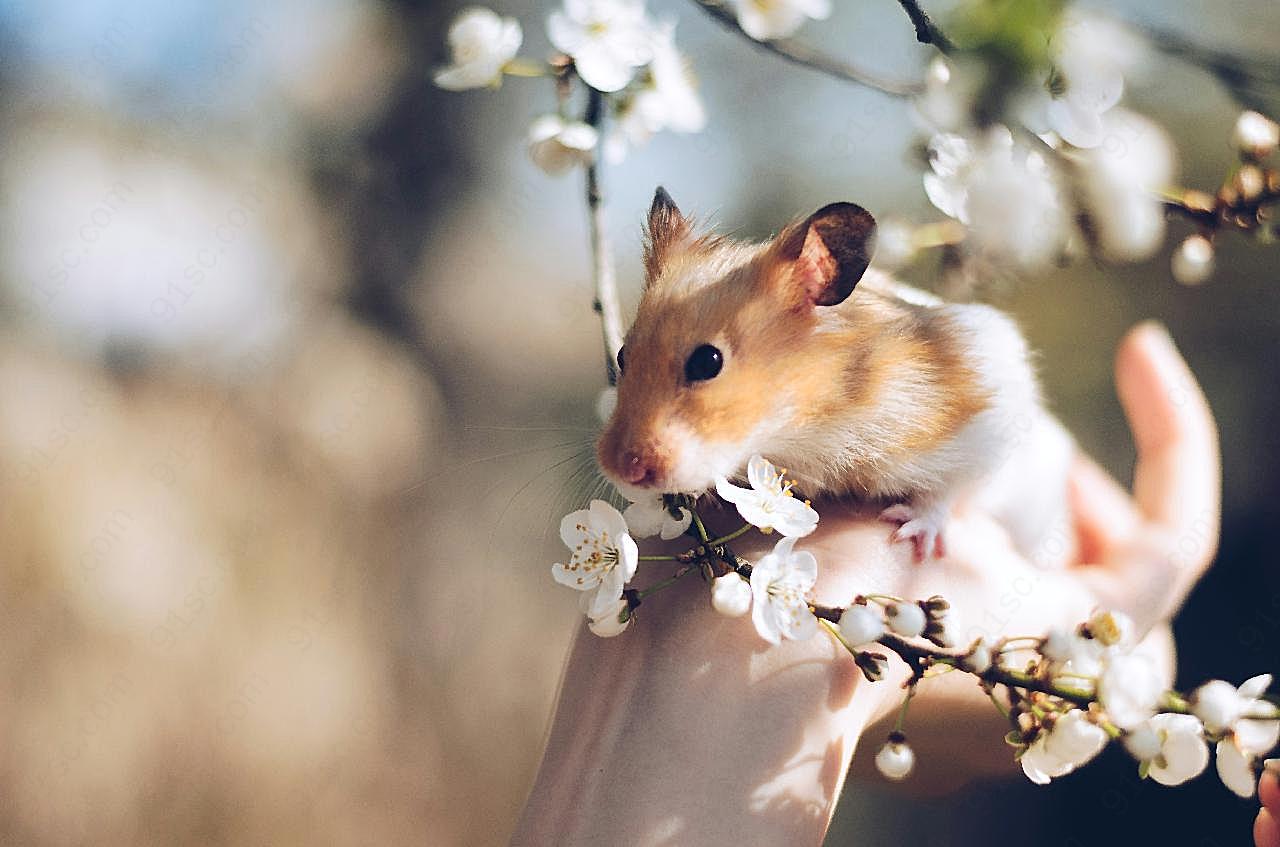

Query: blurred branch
1113,16,1280,112
690,0,925,97
894,0,953,51
1162,170,1280,234
584,87,625,385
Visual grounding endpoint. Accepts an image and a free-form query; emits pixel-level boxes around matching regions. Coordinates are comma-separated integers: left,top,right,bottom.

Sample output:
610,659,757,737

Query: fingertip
1262,769,1280,813
1257,808,1280,847
1114,321,1219,531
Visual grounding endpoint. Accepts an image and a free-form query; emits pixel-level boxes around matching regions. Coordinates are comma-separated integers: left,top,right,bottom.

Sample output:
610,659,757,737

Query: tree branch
894,0,953,51
1122,18,1280,113
583,87,625,385
1161,174,1280,235
690,0,925,98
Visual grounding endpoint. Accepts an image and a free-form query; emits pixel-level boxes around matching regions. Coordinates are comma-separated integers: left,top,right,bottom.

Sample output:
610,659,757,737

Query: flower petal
623,498,666,539
746,455,775,491
785,549,818,591
658,507,693,541
1239,673,1273,701
1149,716,1209,786
559,507,592,549
750,555,782,645
552,560,597,591
1234,718,1280,757
1216,739,1257,798
588,498,627,537
771,497,819,538
617,533,639,584
715,476,748,505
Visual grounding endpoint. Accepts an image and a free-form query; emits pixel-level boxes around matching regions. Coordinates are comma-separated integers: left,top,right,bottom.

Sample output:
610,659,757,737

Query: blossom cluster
435,2,1280,290
900,9,1280,287
548,456,1280,796
433,1,707,170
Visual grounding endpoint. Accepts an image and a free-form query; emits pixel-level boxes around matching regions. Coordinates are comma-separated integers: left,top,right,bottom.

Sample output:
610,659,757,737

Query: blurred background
0,0,1277,844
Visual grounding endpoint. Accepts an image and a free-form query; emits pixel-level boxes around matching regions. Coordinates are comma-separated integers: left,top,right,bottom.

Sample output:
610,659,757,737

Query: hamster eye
684,344,723,382
616,345,626,375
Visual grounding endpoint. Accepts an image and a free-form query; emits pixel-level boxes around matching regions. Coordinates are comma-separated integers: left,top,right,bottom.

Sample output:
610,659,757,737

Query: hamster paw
879,504,948,562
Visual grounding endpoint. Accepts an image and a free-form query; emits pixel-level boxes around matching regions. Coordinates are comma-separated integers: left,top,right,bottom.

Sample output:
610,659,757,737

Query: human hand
797,322,1221,788
513,323,1221,844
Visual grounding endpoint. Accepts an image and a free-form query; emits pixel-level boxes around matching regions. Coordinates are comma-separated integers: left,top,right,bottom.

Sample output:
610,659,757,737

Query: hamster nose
620,450,658,486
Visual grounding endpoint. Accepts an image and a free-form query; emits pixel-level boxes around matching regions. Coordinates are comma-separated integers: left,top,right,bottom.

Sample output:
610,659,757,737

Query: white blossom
1099,652,1165,729
885,602,926,639
527,115,599,175
623,494,692,540
1172,234,1214,286
1192,674,1276,735
434,7,524,91
749,535,818,644
1076,109,1176,262
552,499,639,618
1233,110,1280,159
728,0,831,42
1125,714,1210,786
711,573,753,618
587,596,632,637
875,738,915,781
1043,629,1104,694
837,604,884,647
1025,11,1147,149
716,455,819,538
923,126,1067,268
548,0,654,92
1194,674,1280,797
604,22,707,164
1021,709,1107,784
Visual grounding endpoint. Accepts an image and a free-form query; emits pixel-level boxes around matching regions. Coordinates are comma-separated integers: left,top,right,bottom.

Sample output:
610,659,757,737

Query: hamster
596,187,1073,561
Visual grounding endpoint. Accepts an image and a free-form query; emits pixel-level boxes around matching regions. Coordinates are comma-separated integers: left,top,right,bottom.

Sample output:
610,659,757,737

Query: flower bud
1234,164,1266,203
875,734,916,781
964,640,993,674
1172,234,1214,286
1191,679,1243,734
1042,628,1073,662
1123,722,1162,762
837,604,884,647
710,574,752,618
1233,110,1280,161
854,651,888,682
922,595,950,619
886,602,927,638
587,598,631,637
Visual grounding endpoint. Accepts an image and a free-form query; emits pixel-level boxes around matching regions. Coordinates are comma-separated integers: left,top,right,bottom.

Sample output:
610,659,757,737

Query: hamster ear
768,202,877,307
643,186,692,280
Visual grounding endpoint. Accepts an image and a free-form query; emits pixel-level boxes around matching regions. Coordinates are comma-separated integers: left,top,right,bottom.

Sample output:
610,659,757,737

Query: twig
1162,177,1280,234
894,0,953,51
1120,17,1280,112
689,0,925,98
720,545,1099,706
583,87,626,384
